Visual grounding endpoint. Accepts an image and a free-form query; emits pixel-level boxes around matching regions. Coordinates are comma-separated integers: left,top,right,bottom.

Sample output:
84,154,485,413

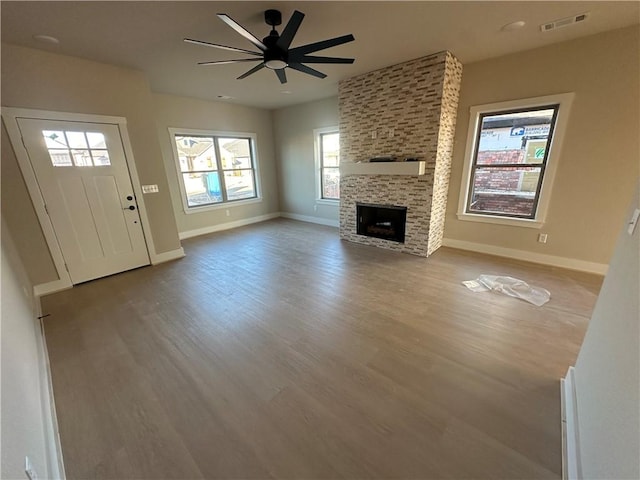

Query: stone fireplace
339,51,463,257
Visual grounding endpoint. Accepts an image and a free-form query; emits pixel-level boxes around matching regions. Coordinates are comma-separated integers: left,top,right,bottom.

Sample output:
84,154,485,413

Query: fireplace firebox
356,203,407,243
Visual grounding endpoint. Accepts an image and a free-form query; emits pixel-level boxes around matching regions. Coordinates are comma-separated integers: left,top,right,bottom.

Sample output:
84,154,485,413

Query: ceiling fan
184,9,355,84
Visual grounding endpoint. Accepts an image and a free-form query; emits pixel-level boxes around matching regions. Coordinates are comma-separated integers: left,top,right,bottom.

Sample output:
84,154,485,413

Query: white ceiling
2,1,638,109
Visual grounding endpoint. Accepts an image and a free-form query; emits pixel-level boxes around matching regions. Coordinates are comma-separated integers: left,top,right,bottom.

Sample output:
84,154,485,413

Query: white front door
17,118,150,284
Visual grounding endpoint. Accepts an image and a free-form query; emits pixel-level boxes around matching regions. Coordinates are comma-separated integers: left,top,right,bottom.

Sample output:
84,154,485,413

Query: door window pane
66,131,88,149
43,131,67,148
48,150,73,167
72,149,93,166
223,170,255,201
91,150,111,166
87,132,107,149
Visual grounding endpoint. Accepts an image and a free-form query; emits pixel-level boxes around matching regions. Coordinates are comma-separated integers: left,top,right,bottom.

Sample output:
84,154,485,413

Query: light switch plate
141,184,159,194
628,208,640,235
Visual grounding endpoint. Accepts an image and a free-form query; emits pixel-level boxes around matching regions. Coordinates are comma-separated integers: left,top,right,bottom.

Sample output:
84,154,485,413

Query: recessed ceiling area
1,1,638,109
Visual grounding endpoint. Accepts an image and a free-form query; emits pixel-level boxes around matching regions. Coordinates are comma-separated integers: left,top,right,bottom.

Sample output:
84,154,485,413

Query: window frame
168,127,261,214
457,93,574,228
314,127,340,204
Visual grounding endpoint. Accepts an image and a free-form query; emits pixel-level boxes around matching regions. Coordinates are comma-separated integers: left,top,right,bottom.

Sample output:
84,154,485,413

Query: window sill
316,198,340,206
184,197,262,215
456,212,543,229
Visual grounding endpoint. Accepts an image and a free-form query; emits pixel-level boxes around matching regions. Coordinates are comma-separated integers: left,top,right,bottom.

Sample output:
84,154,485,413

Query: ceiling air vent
540,12,589,32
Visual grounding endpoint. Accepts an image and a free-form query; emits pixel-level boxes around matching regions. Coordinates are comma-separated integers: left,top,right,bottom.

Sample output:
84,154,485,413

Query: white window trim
457,93,574,228
168,127,262,214
314,126,340,204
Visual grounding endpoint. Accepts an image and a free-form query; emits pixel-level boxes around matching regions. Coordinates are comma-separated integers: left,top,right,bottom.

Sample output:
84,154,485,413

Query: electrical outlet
388,128,394,138
313,205,318,212
538,233,548,244
371,130,377,139
225,209,230,217
25,456,38,480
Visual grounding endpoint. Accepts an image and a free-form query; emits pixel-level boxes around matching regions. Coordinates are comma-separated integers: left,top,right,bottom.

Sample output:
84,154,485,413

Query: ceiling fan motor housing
263,33,288,69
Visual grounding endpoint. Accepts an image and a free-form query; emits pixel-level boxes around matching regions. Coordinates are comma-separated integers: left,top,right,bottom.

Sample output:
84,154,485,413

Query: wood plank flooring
41,219,603,479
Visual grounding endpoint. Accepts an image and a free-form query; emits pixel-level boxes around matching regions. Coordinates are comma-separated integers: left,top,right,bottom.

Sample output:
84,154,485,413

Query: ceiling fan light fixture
265,59,288,70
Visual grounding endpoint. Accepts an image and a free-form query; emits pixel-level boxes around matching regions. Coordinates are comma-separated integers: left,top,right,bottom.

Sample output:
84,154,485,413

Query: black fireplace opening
356,203,407,243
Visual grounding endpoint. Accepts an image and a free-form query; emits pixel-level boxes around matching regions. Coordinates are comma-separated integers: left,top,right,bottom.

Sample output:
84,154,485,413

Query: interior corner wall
572,184,639,479
1,43,181,282
273,96,339,222
444,26,640,266
1,221,62,480
152,93,279,235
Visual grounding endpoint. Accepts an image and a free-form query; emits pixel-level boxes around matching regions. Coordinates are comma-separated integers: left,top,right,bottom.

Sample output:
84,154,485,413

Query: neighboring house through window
457,93,574,228
169,128,260,212
315,127,340,201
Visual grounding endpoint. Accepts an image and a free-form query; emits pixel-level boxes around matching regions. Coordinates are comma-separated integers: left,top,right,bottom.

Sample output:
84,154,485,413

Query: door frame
2,107,158,294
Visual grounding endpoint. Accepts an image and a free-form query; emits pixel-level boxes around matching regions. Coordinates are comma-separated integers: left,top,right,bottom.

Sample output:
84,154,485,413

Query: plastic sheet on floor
462,275,551,306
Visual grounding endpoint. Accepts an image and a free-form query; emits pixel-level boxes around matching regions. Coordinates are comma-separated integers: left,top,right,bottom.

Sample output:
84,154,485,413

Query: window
315,128,340,201
42,130,110,167
170,129,259,211
457,94,574,228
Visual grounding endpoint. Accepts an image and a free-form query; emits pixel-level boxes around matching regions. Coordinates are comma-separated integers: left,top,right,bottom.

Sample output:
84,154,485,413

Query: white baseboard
179,213,280,240
33,278,73,298
441,238,608,275
150,247,185,264
34,300,66,479
561,366,581,480
279,212,339,228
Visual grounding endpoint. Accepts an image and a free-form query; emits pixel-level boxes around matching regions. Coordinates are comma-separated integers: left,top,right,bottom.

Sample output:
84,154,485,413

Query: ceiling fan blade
237,62,266,80
289,55,354,64
289,34,355,56
275,68,287,84
217,13,267,52
276,10,305,50
198,58,263,66
184,38,262,56
287,62,327,79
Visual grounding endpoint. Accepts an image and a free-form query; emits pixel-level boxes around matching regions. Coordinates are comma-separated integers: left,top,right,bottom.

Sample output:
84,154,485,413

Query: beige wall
1,221,62,479
1,43,181,284
445,26,639,266
573,184,639,478
152,93,279,234
273,96,340,222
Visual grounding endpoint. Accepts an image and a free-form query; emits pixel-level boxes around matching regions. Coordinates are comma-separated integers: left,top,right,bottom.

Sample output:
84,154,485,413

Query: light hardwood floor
42,219,602,479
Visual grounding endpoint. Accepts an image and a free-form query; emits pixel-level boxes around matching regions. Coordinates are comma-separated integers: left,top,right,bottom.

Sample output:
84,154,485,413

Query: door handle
124,205,136,211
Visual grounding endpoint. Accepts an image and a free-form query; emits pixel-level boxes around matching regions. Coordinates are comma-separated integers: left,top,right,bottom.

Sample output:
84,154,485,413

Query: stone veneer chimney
338,51,463,256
